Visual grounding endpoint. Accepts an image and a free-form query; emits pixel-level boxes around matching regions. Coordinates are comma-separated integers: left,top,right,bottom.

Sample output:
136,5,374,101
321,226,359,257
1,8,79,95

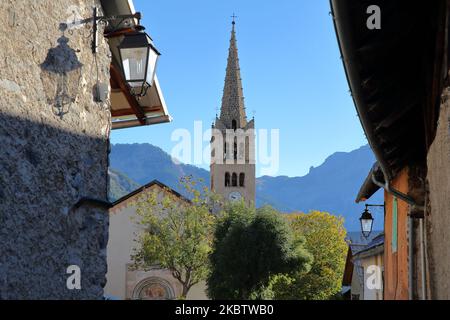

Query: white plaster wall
105,186,209,300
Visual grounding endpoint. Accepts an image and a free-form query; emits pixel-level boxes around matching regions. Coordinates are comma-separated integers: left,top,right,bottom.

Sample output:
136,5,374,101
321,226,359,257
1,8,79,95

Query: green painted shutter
392,197,398,253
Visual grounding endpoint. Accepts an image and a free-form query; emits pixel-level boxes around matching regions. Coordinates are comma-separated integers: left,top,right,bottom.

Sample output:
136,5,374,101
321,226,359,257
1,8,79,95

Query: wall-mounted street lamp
117,30,161,97
90,7,161,97
360,204,384,238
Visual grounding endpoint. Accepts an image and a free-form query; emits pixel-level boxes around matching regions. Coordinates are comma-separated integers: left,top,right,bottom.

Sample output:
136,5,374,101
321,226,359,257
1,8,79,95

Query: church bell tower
210,19,256,206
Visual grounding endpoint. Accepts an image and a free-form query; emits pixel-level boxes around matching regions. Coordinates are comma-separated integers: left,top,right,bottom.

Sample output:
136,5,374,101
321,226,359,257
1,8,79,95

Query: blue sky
111,0,368,177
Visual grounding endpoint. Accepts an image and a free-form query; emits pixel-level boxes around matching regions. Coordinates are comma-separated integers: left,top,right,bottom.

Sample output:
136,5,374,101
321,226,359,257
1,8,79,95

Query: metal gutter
371,170,424,211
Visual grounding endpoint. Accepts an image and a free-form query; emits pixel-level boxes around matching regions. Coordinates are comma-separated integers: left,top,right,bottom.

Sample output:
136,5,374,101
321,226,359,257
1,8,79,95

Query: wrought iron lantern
88,7,161,97
360,206,374,238
118,29,161,97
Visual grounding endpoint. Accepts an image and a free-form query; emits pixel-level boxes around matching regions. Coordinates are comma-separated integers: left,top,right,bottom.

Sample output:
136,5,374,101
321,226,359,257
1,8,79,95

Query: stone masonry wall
0,0,111,299
426,87,450,299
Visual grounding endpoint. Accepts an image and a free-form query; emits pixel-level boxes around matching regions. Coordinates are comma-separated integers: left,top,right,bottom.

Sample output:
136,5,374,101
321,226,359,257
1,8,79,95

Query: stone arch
234,136,238,160
132,277,175,300
232,119,237,130
239,173,245,187
225,172,231,187
224,141,228,160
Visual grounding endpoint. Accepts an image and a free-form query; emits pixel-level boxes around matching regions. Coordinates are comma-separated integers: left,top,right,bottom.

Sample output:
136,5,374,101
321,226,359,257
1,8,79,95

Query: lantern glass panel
120,47,148,87
146,47,159,87
361,218,373,234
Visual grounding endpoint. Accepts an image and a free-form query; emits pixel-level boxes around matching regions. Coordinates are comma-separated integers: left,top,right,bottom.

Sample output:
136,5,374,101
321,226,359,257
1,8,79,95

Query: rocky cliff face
0,0,111,299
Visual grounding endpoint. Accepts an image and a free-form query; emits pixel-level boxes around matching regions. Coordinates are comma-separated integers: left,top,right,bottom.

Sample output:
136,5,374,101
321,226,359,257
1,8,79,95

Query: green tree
131,176,216,299
272,211,348,300
207,204,312,299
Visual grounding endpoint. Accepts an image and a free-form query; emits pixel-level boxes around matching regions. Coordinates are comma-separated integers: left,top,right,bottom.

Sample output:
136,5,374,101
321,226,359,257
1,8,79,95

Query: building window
224,142,228,160
239,173,245,187
225,172,230,187
245,136,250,163
232,119,237,130
233,137,238,160
232,173,238,187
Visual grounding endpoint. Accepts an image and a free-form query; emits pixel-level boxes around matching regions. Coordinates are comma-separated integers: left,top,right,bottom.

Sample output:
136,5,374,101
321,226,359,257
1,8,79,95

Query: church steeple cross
231,13,238,24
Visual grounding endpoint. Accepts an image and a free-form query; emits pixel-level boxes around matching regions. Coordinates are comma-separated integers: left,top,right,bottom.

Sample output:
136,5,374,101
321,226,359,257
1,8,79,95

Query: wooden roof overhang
355,162,384,203
330,0,448,180
342,247,354,287
100,0,172,130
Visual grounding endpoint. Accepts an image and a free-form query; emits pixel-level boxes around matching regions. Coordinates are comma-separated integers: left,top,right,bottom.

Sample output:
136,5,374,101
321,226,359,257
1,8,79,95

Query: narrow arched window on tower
245,136,250,163
239,173,245,187
232,119,237,131
224,141,228,160
211,136,216,159
225,172,231,187
234,137,238,160
232,173,238,187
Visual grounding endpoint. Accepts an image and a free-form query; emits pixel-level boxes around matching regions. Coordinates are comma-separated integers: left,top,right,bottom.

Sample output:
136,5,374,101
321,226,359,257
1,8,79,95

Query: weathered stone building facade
426,87,450,299
0,0,112,299
0,0,172,299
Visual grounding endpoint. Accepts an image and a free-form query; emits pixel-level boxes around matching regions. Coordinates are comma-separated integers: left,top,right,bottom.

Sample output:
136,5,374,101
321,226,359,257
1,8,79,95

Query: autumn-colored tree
131,176,217,298
271,211,348,300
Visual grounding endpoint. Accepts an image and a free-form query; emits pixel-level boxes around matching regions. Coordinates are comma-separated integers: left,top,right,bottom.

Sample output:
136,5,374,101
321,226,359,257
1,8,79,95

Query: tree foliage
207,204,312,299
272,211,348,300
131,176,216,298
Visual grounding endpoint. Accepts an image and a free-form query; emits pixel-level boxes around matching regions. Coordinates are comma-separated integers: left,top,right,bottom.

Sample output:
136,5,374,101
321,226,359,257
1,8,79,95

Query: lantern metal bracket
364,203,385,218
365,204,385,209
91,7,142,54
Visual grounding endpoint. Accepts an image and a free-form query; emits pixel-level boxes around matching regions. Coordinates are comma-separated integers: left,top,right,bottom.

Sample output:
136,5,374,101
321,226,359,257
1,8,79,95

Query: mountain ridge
109,143,383,231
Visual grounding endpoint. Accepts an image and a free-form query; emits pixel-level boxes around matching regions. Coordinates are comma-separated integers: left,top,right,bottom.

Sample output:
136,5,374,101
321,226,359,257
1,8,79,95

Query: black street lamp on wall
117,30,161,97
360,203,385,238
89,7,161,97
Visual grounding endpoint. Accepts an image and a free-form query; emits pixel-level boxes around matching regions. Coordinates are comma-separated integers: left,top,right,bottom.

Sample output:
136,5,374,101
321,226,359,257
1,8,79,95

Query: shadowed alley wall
427,87,450,299
0,0,111,299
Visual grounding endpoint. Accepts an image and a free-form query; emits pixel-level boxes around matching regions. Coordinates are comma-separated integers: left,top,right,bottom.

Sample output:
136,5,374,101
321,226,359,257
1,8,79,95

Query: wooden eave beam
110,63,146,125
111,106,162,117
104,28,135,39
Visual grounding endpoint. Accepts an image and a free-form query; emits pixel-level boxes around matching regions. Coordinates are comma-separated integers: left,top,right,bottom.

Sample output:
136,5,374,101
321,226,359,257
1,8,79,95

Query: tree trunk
181,284,189,299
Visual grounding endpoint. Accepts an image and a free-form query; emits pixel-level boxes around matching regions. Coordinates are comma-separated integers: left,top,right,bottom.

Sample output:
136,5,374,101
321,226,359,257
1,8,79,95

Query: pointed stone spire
219,20,247,128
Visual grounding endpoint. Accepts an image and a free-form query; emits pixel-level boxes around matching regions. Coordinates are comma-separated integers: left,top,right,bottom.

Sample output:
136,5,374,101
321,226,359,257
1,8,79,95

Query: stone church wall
0,0,111,299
